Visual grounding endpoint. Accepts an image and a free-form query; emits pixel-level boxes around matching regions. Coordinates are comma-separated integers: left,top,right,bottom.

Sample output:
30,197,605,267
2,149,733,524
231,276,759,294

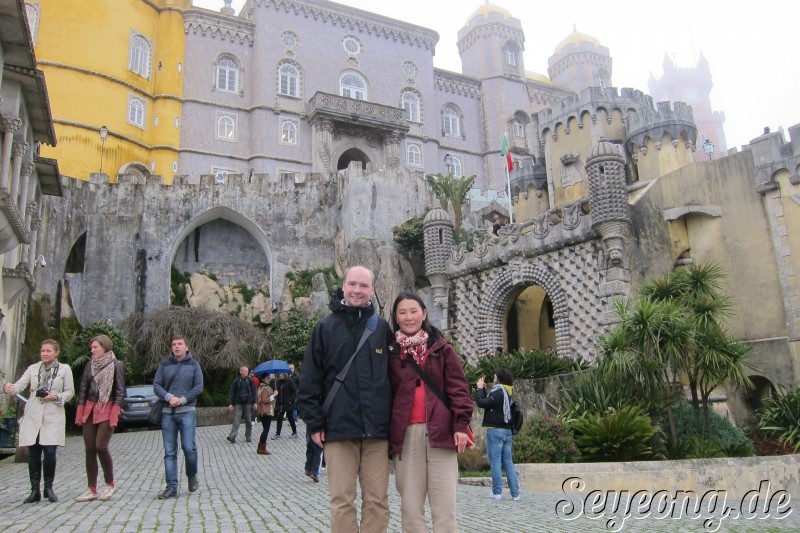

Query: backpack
510,400,523,435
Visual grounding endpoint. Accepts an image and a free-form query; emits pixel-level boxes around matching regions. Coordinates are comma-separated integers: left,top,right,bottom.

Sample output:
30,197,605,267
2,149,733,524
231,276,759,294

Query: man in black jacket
226,366,256,444
298,265,392,533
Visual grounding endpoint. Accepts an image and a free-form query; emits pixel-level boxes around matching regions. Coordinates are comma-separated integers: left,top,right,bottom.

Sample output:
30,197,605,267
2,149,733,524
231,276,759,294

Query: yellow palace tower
28,0,188,182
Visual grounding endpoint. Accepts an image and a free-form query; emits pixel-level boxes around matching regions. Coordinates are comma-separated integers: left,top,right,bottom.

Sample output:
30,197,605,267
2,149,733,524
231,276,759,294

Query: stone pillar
10,141,28,203
18,162,34,220
0,118,21,190
384,133,400,169
313,119,334,174
27,216,41,274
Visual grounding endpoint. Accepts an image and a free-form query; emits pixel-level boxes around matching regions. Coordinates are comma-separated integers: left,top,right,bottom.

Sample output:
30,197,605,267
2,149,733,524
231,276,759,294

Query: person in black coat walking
271,373,298,439
226,366,257,444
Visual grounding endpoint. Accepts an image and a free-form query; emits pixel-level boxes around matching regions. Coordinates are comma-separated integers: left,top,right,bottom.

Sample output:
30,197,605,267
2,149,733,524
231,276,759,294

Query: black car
120,385,159,426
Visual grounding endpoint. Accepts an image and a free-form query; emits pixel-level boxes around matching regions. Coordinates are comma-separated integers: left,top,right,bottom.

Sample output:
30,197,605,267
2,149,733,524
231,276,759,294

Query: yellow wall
34,0,185,182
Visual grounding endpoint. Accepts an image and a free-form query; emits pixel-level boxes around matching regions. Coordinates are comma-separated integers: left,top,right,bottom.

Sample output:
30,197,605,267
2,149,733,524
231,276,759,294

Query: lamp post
99,125,109,174
443,154,453,176
702,138,714,160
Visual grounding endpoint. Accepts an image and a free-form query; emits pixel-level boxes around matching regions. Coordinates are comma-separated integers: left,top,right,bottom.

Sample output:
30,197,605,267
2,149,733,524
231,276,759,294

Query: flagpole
504,130,514,224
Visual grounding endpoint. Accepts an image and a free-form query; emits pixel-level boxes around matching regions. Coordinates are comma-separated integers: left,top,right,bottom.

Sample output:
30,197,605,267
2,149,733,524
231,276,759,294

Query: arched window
513,121,525,138
402,91,420,123
127,95,145,128
443,106,460,137
504,47,516,66
445,154,462,177
340,73,367,100
216,56,239,92
407,144,421,166
217,115,236,140
281,121,297,144
128,33,151,78
279,63,299,97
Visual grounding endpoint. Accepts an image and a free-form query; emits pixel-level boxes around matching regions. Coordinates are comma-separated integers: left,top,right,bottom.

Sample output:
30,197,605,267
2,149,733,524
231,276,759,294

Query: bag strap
161,362,181,399
405,357,450,409
321,313,378,414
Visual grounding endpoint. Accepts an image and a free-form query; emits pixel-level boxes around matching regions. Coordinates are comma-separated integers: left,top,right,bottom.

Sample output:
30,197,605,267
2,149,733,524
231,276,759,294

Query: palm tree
425,173,476,233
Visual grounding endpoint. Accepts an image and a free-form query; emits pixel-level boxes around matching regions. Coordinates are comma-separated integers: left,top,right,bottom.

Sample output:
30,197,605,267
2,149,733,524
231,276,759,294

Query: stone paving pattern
0,422,796,532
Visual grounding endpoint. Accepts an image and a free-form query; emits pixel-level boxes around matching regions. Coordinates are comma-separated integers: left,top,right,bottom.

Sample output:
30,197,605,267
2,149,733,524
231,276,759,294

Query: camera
36,388,49,398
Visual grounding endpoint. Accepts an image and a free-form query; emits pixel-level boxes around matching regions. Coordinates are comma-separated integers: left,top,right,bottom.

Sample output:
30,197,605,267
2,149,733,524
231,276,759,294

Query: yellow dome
466,3,512,25
526,71,551,84
554,29,601,54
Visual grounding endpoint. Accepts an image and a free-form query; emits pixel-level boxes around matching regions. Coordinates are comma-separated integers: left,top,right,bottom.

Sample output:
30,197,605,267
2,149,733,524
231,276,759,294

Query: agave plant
756,384,800,452
569,405,657,461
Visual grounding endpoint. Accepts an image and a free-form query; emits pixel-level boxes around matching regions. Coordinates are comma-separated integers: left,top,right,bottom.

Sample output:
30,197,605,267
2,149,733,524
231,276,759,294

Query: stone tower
585,137,631,324
548,29,612,94
423,208,454,328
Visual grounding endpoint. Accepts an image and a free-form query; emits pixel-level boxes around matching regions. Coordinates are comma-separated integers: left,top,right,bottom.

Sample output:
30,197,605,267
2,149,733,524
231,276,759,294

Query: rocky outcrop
185,273,272,325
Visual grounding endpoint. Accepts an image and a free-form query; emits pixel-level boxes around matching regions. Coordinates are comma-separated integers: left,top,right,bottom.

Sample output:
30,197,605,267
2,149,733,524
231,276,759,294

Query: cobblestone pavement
0,423,796,532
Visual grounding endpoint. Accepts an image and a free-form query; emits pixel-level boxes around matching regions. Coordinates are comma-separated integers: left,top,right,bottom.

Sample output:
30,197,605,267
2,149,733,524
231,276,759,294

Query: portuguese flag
501,132,514,172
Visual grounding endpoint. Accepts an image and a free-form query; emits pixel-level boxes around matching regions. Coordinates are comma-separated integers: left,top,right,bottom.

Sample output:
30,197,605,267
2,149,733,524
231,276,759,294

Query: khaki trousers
324,439,390,533
394,423,458,532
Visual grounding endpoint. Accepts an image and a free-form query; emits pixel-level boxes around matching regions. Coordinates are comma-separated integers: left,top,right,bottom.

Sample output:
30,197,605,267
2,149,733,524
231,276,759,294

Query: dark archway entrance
337,148,370,171
506,285,556,352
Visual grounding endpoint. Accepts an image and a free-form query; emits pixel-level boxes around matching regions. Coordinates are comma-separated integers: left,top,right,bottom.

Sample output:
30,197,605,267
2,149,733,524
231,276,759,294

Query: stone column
18,162,34,221
384,132,400,169
0,118,21,190
10,141,28,203
313,119,334,174
27,216,41,274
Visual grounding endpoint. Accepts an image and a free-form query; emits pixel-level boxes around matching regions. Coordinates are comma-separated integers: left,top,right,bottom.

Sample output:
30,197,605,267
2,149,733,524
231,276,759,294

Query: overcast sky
194,0,799,153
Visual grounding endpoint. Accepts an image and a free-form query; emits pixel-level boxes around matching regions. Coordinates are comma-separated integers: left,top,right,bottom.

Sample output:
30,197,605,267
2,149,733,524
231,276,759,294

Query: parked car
120,385,159,427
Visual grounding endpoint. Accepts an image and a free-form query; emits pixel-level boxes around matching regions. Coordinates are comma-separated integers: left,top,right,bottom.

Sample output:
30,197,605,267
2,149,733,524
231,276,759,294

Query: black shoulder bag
321,314,378,415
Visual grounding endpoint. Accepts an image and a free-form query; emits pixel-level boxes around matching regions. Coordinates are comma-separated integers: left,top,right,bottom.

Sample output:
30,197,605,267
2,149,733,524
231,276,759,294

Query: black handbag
147,363,181,425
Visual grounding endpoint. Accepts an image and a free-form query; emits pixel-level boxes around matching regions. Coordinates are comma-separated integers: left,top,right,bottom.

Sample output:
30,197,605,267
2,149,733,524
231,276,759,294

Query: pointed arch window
216,114,236,141
216,55,240,93
402,91,420,123
279,63,299,97
127,95,146,128
340,73,367,100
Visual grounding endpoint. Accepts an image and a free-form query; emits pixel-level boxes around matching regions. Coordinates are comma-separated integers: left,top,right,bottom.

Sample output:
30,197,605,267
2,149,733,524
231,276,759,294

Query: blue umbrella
252,359,291,377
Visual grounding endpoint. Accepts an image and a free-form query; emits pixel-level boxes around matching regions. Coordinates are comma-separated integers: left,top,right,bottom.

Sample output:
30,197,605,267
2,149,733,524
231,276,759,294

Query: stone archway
337,147,370,171
477,260,571,357
168,206,274,297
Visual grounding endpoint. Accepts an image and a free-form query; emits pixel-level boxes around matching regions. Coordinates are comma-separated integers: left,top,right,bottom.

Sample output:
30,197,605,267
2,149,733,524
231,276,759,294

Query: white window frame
402,91,420,123
216,113,237,141
443,107,460,137
278,63,299,97
513,121,525,138
127,94,146,128
279,170,300,183
407,144,421,166
216,56,239,93
128,31,152,79
504,47,517,66
24,3,40,45
340,73,367,100
449,156,463,177
281,120,297,145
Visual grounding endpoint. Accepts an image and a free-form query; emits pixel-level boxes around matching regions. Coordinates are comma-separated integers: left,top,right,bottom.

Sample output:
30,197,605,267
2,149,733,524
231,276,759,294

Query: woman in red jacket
74,335,126,502
388,292,473,532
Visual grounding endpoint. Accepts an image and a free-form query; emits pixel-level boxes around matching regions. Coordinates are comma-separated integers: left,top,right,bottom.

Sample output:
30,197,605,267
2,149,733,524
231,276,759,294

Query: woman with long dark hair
388,292,473,531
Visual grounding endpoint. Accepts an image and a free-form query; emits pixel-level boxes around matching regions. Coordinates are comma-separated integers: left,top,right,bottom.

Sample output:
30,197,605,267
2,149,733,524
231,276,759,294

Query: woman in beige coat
3,339,74,503
255,378,274,455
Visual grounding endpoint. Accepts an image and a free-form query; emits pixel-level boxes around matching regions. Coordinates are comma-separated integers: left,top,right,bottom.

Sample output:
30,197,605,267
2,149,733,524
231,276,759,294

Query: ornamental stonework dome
466,3,513,25
587,137,623,162
554,29,602,54
424,207,452,225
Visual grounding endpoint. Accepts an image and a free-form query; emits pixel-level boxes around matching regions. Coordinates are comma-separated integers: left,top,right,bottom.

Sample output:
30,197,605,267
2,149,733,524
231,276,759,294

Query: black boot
43,454,58,503
24,460,41,504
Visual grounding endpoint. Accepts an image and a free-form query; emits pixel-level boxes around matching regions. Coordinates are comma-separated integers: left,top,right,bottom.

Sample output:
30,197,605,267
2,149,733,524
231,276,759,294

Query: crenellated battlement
624,100,698,153
537,87,655,137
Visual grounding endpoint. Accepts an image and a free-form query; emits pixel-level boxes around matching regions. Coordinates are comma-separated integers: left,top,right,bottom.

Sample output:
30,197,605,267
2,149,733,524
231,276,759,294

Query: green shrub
285,266,340,298
756,384,800,452
60,321,135,381
560,369,647,419
512,412,580,463
170,266,191,306
570,406,657,461
234,282,257,304
457,446,489,472
667,402,754,456
271,309,321,365
461,349,587,384
392,213,426,256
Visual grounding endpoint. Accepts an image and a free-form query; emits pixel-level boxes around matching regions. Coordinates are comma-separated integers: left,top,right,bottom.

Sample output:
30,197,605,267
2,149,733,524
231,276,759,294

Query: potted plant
1,405,18,447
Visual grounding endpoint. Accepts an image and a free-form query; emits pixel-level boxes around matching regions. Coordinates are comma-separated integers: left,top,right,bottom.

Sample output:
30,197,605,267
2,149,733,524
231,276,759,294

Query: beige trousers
324,439,390,533
394,423,458,532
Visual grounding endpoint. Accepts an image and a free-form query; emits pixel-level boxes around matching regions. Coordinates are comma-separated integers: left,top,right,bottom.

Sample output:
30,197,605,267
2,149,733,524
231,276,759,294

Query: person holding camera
74,335,126,502
476,368,520,501
3,339,74,503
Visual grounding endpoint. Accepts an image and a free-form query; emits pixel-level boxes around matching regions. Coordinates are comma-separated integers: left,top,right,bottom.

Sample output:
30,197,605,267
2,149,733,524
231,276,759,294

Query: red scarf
395,329,429,366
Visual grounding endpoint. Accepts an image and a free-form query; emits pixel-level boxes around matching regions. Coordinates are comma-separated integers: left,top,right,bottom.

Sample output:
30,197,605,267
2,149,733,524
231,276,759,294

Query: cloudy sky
194,0,799,152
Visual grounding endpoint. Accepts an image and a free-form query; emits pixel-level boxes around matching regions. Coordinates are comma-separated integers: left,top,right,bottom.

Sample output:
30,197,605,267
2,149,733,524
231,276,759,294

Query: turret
548,28,611,94
457,3,525,80
423,208,454,310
